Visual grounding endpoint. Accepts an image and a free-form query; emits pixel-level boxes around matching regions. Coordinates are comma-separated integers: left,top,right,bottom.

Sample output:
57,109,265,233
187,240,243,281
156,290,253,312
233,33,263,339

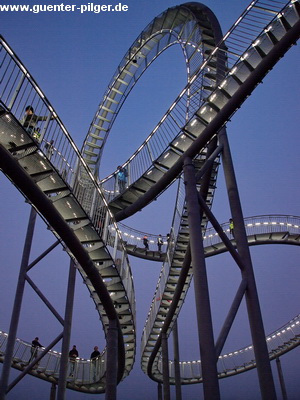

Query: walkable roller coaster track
0,0,299,396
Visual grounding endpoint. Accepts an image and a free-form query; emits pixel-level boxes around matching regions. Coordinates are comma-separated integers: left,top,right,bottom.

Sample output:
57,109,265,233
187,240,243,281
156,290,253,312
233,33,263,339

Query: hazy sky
1,0,300,399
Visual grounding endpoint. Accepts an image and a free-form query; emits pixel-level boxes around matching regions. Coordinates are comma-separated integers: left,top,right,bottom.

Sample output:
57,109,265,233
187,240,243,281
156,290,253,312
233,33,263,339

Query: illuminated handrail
140,0,300,381
0,331,107,391
0,35,136,382
95,0,294,207
143,214,300,382
167,314,300,382
82,3,223,178
203,214,300,249
141,213,300,378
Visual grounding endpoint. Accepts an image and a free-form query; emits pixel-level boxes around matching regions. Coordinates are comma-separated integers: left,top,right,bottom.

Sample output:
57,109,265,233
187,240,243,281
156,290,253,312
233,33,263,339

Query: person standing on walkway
90,346,100,381
229,218,234,238
69,345,79,376
157,234,163,253
29,337,43,365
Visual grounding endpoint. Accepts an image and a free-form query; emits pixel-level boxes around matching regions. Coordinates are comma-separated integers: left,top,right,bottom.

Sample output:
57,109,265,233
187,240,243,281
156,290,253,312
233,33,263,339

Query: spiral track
0,0,299,395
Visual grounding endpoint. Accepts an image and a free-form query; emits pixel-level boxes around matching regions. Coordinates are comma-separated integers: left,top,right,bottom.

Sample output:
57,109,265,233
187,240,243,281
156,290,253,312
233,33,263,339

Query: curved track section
141,213,300,383
94,0,300,224
82,2,223,179
0,215,298,386
86,0,299,384
0,37,136,393
129,1,300,383
0,0,299,394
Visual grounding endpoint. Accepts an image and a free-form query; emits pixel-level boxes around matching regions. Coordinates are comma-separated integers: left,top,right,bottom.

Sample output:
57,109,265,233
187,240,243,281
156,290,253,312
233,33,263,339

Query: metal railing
82,4,223,177
140,0,299,379
0,331,106,386
0,35,136,380
97,0,295,205
203,214,300,248
165,314,300,381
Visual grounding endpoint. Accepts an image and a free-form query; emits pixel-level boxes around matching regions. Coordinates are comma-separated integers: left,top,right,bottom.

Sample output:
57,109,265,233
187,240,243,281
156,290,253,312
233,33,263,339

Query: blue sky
1,0,300,399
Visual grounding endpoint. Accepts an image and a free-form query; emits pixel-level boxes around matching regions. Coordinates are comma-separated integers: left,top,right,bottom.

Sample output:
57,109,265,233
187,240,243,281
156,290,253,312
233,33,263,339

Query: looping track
0,0,299,394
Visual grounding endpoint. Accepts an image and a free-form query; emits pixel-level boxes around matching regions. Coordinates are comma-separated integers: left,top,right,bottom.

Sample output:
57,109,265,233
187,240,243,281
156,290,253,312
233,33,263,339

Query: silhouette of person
157,234,163,253
117,165,127,193
29,337,43,365
143,235,149,251
90,346,100,381
69,345,79,376
229,218,234,238
20,105,55,141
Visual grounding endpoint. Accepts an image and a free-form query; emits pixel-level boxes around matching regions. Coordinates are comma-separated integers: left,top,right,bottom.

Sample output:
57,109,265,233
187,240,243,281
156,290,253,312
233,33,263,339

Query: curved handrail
82,2,223,179
0,0,299,393
117,214,300,259
0,332,107,392
93,0,299,211
140,0,300,380
1,215,298,387
112,0,300,222
142,214,300,383
0,35,136,390
169,314,300,383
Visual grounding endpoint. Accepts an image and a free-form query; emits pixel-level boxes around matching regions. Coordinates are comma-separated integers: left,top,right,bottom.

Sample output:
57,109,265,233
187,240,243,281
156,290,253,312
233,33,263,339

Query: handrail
82,3,224,179
140,0,300,382
142,213,300,383
94,0,295,206
0,35,136,386
0,332,107,391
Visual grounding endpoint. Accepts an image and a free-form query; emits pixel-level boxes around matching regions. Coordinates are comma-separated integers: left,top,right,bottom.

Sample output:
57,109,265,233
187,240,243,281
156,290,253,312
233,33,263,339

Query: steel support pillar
161,332,170,400
276,358,288,400
172,320,182,400
50,383,57,400
157,383,163,400
105,319,119,400
219,128,277,399
0,207,37,400
56,260,77,400
183,157,220,400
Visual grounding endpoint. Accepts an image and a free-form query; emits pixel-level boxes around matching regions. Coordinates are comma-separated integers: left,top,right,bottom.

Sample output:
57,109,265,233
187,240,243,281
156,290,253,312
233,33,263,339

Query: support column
183,157,220,400
157,383,163,400
0,207,37,400
172,320,182,400
50,382,56,400
105,319,118,400
161,332,170,400
56,260,77,400
219,128,277,399
276,358,288,400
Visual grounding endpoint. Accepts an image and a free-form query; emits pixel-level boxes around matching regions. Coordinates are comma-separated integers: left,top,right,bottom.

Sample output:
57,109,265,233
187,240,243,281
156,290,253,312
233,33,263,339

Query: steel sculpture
0,1,299,399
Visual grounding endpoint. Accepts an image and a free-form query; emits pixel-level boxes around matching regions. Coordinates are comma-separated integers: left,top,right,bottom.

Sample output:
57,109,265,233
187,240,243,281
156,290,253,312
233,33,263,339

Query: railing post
112,231,119,260
39,112,53,143
0,207,37,400
7,73,25,110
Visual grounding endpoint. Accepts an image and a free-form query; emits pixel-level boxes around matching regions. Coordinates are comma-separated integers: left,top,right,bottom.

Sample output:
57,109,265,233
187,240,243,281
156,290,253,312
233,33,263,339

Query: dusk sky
1,0,300,399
